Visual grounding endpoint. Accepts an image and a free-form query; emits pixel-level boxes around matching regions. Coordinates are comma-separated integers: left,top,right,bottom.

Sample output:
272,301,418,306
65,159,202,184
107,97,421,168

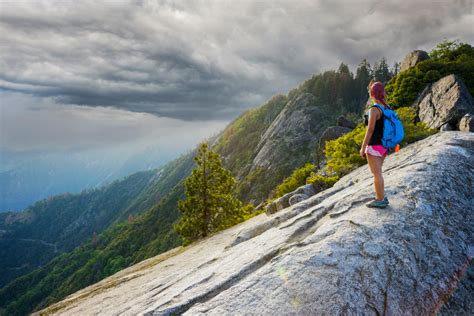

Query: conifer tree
174,142,244,245
355,59,372,108
373,57,391,84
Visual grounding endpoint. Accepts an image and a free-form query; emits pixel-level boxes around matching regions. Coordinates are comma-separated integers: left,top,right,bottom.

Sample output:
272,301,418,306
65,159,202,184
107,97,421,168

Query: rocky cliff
226,92,336,205
36,132,473,315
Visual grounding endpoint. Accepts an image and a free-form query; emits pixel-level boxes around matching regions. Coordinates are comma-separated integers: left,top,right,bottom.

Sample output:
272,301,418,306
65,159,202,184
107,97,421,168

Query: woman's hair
369,81,387,106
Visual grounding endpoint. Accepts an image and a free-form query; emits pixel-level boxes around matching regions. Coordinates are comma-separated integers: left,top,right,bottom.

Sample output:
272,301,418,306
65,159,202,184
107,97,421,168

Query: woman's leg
366,154,384,200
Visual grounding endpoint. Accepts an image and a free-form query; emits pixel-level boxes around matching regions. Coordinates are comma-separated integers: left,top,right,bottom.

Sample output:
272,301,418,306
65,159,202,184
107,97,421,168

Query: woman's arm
360,107,380,158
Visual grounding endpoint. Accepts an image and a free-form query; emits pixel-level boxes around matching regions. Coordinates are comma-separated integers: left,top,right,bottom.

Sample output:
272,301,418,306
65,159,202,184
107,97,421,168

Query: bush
275,163,315,198
324,107,437,176
306,174,340,191
324,124,367,176
395,107,437,145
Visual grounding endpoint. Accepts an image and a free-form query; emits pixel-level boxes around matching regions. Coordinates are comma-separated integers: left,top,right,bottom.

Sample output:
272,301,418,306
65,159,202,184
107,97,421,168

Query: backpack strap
368,104,384,118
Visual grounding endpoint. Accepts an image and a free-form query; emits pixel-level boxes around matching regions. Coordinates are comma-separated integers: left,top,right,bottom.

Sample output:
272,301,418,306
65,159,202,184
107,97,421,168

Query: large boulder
416,74,474,129
337,115,356,129
265,191,292,215
400,50,430,71
293,183,317,196
266,184,318,215
288,193,309,206
37,132,474,315
319,126,352,150
459,113,474,132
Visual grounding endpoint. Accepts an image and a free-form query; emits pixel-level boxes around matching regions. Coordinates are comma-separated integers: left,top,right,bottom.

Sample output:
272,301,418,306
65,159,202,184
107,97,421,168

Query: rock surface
400,50,430,71
288,193,309,206
293,183,317,197
265,191,292,214
459,113,474,132
251,93,329,169
36,132,473,316
416,74,474,129
319,126,352,150
265,183,317,215
337,115,356,129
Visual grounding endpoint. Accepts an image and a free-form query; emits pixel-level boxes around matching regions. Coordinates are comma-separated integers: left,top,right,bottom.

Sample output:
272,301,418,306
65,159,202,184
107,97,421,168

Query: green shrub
395,107,437,145
324,107,437,176
275,163,315,198
324,124,367,176
306,174,340,191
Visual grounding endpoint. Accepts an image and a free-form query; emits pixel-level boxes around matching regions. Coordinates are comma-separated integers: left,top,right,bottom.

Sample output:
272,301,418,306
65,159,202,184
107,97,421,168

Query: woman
360,81,390,208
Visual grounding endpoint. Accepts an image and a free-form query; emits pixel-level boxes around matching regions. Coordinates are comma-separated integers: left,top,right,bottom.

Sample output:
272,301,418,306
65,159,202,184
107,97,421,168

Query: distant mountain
0,149,196,288
0,144,188,212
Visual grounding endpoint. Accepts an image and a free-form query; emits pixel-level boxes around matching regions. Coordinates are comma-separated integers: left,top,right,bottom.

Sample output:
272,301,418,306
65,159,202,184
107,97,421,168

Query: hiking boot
366,199,388,208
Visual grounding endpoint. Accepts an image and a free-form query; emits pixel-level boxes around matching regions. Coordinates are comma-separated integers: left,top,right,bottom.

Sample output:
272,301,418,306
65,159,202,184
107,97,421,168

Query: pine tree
355,59,372,108
392,62,400,77
174,142,244,245
373,57,391,84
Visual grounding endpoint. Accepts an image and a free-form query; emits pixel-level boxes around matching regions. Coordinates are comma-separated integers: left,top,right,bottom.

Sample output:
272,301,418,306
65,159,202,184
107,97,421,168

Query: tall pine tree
355,59,372,109
174,142,244,245
373,57,392,84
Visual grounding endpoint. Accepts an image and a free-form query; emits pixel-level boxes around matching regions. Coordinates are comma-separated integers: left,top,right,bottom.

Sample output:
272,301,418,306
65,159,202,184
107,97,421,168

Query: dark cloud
0,91,228,152
0,0,473,121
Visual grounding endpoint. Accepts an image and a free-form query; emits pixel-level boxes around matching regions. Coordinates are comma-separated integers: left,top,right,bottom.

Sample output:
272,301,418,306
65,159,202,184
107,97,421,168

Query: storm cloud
1,0,472,121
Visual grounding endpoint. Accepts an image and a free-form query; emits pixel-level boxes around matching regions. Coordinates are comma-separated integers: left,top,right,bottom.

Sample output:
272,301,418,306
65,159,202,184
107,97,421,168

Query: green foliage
174,142,245,246
0,169,159,288
324,124,367,176
242,203,258,220
385,41,474,108
324,107,437,176
395,107,437,145
275,163,315,198
429,39,474,62
295,58,396,114
373,57,391,84
306,174,340,191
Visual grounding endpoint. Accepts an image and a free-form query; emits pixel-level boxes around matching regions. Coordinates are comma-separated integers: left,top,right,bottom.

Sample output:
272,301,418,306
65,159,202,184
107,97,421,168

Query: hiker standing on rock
360,81,390,208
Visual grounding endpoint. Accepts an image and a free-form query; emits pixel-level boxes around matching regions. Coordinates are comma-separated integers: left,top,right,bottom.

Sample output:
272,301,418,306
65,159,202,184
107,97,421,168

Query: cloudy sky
1,0,473,154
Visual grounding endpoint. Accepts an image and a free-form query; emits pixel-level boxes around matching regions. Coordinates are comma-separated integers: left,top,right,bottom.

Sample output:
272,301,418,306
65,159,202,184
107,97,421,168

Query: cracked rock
416,74,474,129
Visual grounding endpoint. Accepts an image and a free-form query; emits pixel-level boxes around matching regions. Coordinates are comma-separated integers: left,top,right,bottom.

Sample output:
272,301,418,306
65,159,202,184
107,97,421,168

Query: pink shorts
365,145,388,157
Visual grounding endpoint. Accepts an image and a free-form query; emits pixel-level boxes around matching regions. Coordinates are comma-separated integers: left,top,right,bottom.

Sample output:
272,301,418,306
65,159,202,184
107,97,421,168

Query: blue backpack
369,104,404,149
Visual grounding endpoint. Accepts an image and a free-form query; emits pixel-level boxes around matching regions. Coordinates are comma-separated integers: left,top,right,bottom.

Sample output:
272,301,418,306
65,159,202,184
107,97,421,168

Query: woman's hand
360,146,366,159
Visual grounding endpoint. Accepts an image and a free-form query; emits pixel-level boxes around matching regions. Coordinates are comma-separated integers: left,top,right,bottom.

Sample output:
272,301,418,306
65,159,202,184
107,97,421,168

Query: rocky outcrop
288,193,309,205
400,50,430,71
251,93,329,169
459,113,474,132
265,183,317,215
337,115,356,129
416,74,474,129
319,126,352,150
37,132,473,315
